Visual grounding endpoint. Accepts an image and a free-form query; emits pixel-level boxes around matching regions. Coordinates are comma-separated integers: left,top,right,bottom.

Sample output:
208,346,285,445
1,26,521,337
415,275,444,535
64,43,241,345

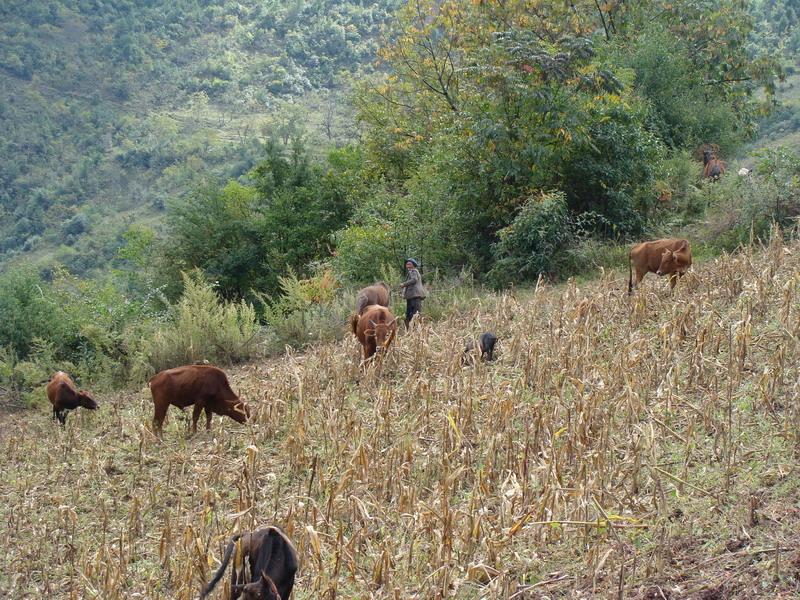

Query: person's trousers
405,297,422,327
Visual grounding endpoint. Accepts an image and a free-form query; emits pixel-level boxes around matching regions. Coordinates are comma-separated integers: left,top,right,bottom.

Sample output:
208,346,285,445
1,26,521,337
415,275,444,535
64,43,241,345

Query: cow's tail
200,533,244,599
628,252,633,296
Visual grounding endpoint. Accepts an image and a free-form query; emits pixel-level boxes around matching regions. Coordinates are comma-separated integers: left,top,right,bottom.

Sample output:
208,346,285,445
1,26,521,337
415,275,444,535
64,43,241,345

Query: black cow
200,526,298,600
463,332,498,365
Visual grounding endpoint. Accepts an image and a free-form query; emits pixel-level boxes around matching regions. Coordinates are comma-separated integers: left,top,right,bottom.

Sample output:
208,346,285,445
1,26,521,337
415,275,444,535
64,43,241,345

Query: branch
594,0,610,41
702,76,752,86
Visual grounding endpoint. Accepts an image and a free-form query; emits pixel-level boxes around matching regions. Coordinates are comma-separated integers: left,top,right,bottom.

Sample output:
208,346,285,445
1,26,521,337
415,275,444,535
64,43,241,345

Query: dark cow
46,371,98,425
703,149,727,180
628,238,692,294
355,282,390,316
350,305,398,361
200,526,298,600
149,364,250,437
463,332,498,365
234,572,281,600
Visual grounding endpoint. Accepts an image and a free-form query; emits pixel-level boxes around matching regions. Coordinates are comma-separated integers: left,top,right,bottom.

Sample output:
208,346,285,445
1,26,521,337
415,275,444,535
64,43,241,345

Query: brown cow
703,149,727,180
200,526,298,600
350,305,398,361
355,282,390,315
628,238,692,294
46,371,98,425
149,364,250,437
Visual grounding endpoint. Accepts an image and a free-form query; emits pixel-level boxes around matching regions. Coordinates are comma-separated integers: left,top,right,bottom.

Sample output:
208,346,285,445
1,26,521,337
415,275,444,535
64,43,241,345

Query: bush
655,150,699,216
0,345,46,407
258,268,351,351
561,239,631,279
331,224,400,285
0,267,65,359
139,271,261,376
488,191,573,287
701,147,800,251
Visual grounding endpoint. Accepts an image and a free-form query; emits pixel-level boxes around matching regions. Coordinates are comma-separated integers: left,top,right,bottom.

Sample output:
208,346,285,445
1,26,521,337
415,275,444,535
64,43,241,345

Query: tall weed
138,271,261,377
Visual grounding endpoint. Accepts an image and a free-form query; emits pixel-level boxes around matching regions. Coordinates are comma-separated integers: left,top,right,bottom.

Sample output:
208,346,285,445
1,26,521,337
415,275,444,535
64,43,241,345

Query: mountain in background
0,0,399,275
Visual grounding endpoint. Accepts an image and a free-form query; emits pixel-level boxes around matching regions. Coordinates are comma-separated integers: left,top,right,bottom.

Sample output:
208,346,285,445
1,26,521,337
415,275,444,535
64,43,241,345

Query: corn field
2,236,800,599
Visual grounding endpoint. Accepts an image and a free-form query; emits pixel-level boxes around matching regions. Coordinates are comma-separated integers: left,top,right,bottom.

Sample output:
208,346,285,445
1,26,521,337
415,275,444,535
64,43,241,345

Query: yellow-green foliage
259,268,350,350
141,271,260,376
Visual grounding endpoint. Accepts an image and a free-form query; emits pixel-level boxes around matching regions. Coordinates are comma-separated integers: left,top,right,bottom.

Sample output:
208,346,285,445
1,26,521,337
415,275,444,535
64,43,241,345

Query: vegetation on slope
0,0,400,272
2,236,800,598
3,0,800,404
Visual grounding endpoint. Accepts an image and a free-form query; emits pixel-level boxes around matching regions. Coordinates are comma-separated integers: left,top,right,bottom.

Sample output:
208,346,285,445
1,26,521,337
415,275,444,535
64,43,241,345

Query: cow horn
369,320,377,327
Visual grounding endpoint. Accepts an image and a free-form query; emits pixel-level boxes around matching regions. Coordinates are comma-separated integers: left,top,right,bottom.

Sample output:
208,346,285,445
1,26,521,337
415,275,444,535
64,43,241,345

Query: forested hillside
746,0,800,153
0,0,400,273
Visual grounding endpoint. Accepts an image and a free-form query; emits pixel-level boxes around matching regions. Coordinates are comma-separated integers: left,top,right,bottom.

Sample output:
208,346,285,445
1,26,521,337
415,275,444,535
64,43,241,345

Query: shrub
139,271,261,376
701,147,800,251
258,268,351,351
0,267,65,359
561,239,631,279
331,224,400,285
0,339,75,408
488,191,573,287
655,150,699,216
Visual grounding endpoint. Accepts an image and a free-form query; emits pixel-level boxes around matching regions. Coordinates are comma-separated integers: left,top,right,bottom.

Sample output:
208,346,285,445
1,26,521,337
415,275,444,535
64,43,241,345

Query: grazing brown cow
350,305,398,361
355,282,390,315
200,526,298,600
628,239,692,294
46,371,98,425
149,364,250,437
703,148,727,180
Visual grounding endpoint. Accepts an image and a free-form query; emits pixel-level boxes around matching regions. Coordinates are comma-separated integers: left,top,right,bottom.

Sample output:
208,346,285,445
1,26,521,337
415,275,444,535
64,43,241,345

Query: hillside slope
2,238,800,598
0,0,399,274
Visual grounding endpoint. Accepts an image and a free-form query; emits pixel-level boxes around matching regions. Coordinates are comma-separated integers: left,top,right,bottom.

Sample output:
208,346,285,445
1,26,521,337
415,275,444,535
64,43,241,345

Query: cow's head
703,149,714,165
78,390,99,410
232,572,281,600
229,400,251,424
369,317,398,354
656,249,679,276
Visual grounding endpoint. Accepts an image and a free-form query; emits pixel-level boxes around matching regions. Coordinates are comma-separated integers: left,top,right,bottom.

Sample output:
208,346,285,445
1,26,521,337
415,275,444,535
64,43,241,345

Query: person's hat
405,258,419,267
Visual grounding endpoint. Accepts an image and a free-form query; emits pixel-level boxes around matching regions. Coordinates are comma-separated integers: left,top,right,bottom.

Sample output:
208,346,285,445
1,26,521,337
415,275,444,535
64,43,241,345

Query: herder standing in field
399,258,426,329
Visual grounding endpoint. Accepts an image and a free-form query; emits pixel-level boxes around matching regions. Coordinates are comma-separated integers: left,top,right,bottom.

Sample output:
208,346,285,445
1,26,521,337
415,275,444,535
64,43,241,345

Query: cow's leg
191,403,203,435
631,267,647,293
152,401,168,438
205,407,213,431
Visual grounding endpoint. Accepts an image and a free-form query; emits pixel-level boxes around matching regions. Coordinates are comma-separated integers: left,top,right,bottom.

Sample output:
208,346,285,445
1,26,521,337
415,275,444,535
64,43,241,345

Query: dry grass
3,235,800,599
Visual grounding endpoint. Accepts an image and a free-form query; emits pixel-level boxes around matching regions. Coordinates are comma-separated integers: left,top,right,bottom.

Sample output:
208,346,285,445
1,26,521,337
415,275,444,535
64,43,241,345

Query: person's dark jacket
400,268,426,299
